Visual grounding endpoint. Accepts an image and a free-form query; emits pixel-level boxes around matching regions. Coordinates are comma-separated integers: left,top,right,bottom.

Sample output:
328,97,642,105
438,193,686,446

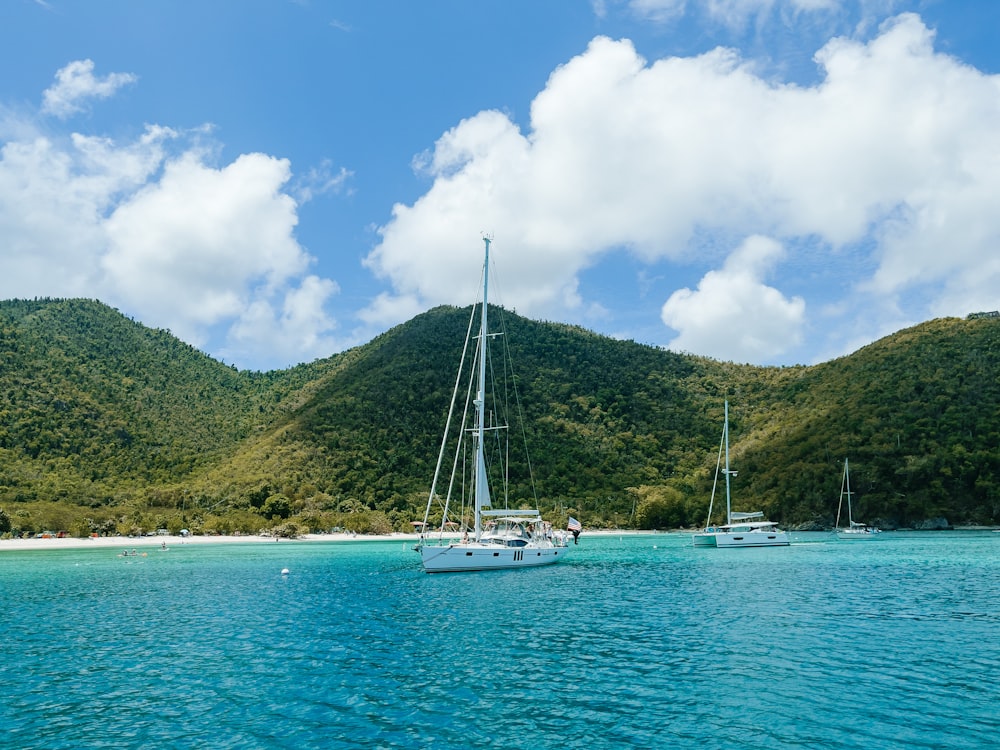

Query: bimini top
480,509,542,520
730,511,765,521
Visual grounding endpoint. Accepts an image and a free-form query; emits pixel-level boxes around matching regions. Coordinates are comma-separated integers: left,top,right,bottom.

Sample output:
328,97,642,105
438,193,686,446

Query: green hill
1,298,997,537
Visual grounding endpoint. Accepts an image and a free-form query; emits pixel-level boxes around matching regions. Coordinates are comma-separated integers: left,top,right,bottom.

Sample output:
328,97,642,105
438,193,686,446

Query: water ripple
2,532,999,748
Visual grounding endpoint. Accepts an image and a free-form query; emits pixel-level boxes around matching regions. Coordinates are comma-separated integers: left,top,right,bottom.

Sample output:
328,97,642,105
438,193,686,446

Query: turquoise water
2,532,998,749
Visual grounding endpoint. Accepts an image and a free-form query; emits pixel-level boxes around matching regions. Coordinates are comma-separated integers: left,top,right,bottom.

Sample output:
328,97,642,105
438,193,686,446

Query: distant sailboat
692,401,789,548
415,237,570,572
834,458,881,540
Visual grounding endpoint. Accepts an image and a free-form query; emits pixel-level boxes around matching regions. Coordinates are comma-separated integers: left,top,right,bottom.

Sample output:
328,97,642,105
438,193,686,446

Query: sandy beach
0,532,427,552
0,528,652,552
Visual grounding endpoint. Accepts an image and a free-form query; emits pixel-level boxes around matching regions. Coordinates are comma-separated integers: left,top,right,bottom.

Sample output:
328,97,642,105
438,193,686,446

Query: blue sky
1,0,998,371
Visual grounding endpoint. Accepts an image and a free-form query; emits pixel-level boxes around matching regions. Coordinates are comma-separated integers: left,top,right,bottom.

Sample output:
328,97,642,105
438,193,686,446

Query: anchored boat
415,237,570,572
692,401,789,548
834,458,881,539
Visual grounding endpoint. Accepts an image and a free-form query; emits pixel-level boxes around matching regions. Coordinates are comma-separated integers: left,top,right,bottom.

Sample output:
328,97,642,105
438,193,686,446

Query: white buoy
281,568,289,575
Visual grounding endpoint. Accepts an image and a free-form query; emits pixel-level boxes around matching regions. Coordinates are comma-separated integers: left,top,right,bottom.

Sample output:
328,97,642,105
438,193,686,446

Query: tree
632,485,691,529
261,493,292,520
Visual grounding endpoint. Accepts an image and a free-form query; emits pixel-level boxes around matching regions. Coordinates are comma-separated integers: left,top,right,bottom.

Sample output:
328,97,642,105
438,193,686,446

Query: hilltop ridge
1,298,998,537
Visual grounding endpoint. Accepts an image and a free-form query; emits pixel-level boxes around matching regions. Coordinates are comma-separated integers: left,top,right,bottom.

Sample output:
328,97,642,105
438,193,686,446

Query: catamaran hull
419,544,568,573
693,531,790,548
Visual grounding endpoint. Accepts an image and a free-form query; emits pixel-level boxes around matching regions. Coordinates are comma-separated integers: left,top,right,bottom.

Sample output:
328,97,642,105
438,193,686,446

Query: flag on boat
567,517,582,532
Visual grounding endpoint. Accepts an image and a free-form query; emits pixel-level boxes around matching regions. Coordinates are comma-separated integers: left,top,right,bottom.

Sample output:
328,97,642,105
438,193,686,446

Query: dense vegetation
1,298,998,538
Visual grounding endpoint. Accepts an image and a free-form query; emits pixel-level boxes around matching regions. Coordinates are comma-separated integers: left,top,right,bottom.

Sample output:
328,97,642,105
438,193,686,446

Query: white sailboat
416,237,570,573
834,458,881,539
692,401,789,548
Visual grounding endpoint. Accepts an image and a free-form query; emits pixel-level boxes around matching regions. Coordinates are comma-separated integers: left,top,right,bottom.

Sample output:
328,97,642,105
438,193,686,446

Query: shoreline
2,526,995,553
0,528,656,553
0,533,417,552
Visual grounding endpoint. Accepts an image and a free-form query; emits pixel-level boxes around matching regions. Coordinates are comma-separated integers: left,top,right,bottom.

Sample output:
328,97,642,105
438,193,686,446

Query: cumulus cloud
42,60,137,118
0,127,169,298
102,152,313,335
365,12,1000,363
660,235,805,361
223,274,340,368
2,60,346,370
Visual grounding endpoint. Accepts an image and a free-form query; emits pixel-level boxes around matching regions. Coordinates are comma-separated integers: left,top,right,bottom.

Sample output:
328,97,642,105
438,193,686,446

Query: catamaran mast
473,237,491,541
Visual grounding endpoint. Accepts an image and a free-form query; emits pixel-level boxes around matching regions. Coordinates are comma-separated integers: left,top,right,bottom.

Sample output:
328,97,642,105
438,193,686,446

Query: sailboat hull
419,543,567,573
693,529,790,548
835,529,881,540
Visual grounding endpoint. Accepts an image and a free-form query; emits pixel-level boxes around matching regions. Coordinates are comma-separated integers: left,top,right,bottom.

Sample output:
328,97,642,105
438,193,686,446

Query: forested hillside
738,317,1000,526
1,298,997,538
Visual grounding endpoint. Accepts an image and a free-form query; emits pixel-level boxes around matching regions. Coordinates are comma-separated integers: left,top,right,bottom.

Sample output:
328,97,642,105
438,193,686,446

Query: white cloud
365,13,1000,363
0,127,169,299
357,291,425,328
628,0,687,24
2,60,348,370
660,235,805,361
102,152,313,342
292,158,353,203
42,60,137,118
628,0,843,27
223,275,340,369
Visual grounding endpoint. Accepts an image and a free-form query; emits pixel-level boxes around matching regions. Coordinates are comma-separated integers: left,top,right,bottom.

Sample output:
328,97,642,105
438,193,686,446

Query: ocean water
1,532,998,749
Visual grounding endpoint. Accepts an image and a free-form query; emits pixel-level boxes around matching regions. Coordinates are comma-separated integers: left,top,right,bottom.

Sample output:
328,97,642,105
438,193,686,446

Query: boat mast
474,236,491,541
724,400,732,525
844,458,853,526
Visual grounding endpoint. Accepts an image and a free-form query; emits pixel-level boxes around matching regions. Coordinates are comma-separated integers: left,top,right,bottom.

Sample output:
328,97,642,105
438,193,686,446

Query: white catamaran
834,458,881,539
692,401,789,548
415,237,570,573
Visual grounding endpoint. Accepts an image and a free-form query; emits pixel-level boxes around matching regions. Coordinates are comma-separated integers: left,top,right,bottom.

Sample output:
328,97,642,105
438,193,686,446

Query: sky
1,0,998,371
